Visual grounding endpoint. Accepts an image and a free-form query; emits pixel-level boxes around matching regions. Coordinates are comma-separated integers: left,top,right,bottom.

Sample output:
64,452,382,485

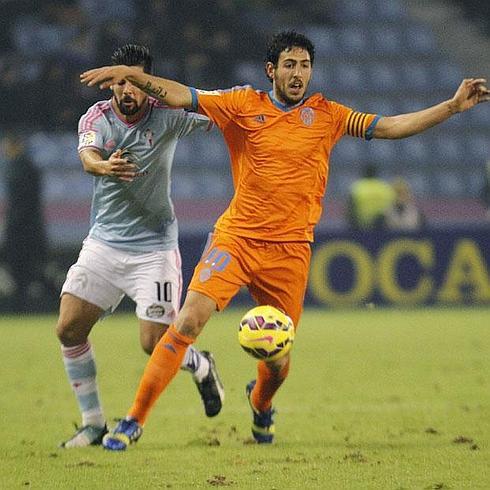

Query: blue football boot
246,380,275,443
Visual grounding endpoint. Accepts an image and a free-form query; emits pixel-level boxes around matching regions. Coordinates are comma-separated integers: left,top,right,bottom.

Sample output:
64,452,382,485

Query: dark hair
111,44,152,74
265,30,315,80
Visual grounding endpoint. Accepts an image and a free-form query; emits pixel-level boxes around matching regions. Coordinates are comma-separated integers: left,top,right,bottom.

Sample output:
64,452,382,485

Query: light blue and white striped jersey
78,98,212,252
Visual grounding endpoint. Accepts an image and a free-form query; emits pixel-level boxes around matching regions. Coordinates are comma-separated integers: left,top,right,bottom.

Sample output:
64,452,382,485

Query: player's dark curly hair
265,31,315,82
111,44,153,74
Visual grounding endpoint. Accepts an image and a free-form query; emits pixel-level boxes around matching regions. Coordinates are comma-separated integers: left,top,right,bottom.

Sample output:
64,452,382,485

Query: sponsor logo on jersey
300,107,315,126
146,304,165,318
79,131,97,146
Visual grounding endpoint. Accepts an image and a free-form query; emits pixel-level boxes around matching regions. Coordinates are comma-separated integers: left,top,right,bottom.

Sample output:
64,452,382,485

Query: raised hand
80,66,136,90
451,78,489,113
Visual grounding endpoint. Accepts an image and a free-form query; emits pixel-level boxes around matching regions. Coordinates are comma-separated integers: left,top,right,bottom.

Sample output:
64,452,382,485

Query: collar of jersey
110,98,151,127
268,90,305,112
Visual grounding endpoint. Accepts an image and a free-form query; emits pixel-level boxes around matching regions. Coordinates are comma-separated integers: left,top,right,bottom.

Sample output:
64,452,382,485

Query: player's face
267,47,312,105
111,66,148,118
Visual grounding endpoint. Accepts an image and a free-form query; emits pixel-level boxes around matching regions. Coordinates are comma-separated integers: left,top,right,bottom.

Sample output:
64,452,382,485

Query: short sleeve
345,110,379,140
78,107,107,152
176,110,214,138
328,101,379,141
193,85,251,130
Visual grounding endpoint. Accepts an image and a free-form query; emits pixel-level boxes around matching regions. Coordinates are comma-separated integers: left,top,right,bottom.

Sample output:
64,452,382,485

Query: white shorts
61,237,182,324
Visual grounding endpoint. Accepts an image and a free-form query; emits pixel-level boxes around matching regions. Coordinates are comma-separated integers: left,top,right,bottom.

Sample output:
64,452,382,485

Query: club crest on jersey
300,107,315,126
143,128,154,147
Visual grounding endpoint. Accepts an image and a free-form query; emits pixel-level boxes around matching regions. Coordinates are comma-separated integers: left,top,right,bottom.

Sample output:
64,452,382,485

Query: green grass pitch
0,307,489,489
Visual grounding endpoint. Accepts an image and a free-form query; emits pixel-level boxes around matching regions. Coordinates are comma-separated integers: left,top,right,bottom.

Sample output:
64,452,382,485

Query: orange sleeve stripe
346,111,355,136
346,111,376,138
348,112,361,137
356,113,367,137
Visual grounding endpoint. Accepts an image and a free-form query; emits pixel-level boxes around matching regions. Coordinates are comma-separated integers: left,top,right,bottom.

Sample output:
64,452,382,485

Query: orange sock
251,358,290,412
128,325,194,424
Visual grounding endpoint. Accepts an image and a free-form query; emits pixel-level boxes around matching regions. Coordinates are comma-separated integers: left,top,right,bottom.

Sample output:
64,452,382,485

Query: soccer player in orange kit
80,31,489,449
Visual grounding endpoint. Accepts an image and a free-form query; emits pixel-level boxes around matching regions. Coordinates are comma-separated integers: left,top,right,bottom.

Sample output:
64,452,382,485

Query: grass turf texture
0,308,489,489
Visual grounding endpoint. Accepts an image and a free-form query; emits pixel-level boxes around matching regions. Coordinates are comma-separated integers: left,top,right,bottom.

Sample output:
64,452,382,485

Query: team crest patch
143,128,154,147
300,107,315,126
146,304,165,318
79,131,96,146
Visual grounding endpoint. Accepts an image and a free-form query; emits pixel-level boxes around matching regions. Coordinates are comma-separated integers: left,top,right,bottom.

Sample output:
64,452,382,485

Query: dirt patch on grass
207,475,234,486
343,451,368,463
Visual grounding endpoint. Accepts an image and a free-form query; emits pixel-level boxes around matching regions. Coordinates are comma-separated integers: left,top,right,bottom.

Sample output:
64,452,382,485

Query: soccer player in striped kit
81,31,489,449
57,45,224,448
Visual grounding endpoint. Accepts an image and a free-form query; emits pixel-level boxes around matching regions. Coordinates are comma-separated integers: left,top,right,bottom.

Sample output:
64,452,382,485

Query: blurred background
0,0,489,312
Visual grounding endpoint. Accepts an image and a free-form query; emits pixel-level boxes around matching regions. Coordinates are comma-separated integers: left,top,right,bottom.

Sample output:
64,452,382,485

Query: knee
140,326,168,355
174,291,215,338
56,317,87,346
175,308,207,338
141,341,154,356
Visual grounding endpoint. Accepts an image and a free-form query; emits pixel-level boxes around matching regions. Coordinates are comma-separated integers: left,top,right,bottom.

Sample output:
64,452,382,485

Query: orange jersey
193,86,378,242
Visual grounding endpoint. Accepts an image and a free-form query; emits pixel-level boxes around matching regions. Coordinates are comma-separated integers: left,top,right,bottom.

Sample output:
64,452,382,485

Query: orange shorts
188,231,311,327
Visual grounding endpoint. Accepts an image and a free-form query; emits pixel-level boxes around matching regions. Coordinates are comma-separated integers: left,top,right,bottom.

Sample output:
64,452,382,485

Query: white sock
61,342,105,428
181,345,210,382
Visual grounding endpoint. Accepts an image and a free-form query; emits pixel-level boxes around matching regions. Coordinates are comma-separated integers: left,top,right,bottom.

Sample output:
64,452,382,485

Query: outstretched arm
80,65,193,109
373,78,489,139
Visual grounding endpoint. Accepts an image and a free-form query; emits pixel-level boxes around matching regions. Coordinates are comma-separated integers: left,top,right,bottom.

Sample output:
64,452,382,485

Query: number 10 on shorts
155,281,172,302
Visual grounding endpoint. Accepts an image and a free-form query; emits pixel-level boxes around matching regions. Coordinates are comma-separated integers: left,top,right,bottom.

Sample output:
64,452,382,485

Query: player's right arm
80,148,138,182
80,66,193,109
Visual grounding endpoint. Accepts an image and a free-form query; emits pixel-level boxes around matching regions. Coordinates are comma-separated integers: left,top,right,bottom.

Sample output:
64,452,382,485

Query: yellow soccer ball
238,305,295,361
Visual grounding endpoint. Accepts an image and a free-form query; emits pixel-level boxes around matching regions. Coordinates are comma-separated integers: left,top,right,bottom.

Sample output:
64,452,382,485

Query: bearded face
267,47,312,106
111,66,148,119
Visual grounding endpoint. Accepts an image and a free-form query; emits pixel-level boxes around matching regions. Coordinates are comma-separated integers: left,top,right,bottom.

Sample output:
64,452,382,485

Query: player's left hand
451,78,489,112
80,65,135,90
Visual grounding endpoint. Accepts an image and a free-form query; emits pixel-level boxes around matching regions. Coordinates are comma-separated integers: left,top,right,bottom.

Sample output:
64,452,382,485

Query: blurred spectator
2,132,48,311
346,163,395,230
385,178,425,231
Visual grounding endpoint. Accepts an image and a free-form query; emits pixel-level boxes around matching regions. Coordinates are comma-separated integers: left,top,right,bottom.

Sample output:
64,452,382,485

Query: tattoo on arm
141,80,167,100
